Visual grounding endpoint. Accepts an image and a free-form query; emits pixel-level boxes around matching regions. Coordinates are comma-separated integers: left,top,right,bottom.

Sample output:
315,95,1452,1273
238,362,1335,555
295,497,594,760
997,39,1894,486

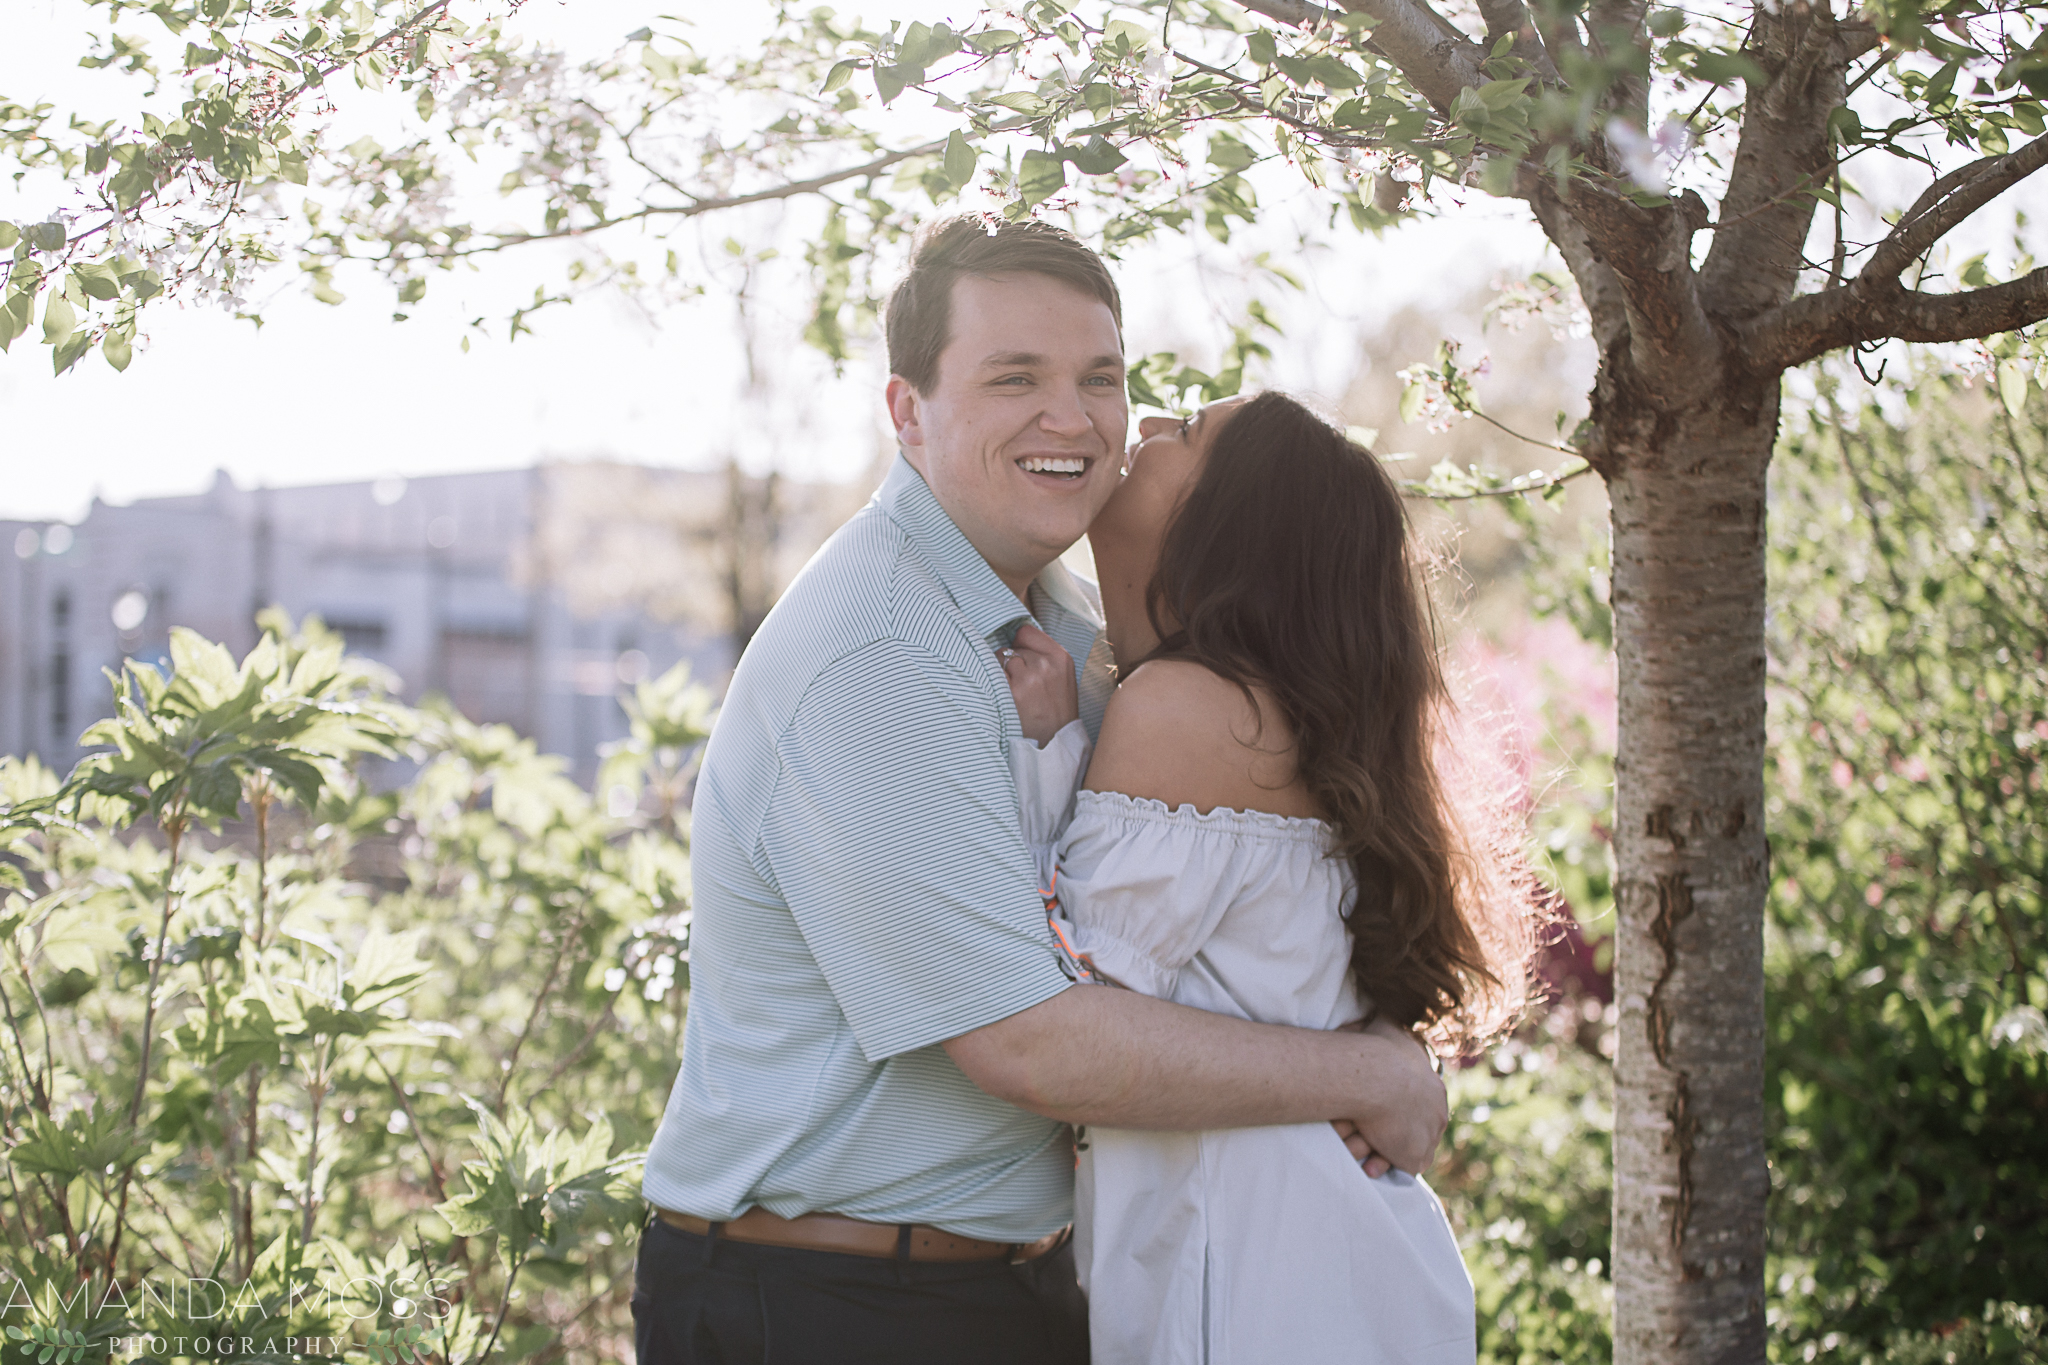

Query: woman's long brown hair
1143,391,1535,1048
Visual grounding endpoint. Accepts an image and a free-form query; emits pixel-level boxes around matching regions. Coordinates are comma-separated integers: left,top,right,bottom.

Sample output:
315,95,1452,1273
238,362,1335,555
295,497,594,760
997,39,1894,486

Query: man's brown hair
884,215,1123,394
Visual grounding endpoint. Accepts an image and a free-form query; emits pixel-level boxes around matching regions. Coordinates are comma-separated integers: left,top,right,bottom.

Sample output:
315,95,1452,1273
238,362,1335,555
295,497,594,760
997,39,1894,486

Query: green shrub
1871,1302,2046,1365
1765,382,2048,1358
1,615,713,1364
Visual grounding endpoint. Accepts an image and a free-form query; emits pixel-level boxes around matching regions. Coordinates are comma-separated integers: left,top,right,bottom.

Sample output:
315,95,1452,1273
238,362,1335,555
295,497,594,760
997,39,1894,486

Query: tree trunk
1607,388,1775,1364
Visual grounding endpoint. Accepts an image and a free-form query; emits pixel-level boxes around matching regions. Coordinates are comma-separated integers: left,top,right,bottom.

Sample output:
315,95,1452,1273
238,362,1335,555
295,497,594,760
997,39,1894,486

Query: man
631,216,1447,1364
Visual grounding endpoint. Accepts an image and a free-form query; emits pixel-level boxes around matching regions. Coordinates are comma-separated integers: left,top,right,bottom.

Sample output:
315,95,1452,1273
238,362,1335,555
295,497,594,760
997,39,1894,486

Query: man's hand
1002,623,1079,746
1331,1121,1391,1178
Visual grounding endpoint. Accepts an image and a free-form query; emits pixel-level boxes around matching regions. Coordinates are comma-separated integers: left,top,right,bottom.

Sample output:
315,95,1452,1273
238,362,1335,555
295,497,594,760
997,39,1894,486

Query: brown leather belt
654,1206,1065,1264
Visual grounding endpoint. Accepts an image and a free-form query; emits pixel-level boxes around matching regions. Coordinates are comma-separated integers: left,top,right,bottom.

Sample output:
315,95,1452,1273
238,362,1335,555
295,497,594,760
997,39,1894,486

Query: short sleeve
1051,794,1258,999
758,638,1074,1062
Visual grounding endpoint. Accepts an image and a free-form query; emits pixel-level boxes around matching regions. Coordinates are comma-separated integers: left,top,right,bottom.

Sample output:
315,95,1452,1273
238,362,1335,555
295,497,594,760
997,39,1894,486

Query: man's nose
1036,384,1096,439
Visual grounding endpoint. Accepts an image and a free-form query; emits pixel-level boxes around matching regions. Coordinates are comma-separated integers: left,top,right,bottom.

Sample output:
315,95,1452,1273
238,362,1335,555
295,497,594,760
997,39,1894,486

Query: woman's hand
1003,623,1079,746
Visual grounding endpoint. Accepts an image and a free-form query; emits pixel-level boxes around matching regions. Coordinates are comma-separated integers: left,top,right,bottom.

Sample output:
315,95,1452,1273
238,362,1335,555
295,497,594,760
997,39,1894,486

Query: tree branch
1478,0,1561,81
1529,186,1631,353
1743,266,2048,371
1863,134,2048,284
1585,0,1650,125
413,140,945,262
1329,0,1488,111
1695,9,1857,321
1232,0,1485,109
1555,180,1722,404
1236,0,1331,24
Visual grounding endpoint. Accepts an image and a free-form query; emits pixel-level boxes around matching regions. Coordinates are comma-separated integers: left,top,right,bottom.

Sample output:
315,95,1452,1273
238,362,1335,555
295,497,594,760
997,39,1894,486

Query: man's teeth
1020,457,1087,475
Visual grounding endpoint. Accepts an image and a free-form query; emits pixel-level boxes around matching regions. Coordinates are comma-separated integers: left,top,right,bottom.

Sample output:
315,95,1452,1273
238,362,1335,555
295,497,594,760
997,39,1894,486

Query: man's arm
947,658,1449,1172
943,985,1447,1173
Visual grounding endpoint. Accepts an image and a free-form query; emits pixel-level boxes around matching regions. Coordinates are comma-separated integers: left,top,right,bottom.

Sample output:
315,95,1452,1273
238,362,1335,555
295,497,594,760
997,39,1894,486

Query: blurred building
0,461,864,784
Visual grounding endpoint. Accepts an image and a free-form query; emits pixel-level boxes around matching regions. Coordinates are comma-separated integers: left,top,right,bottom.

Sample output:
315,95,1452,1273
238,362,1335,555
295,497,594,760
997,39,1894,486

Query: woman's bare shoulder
1083,660,1319,818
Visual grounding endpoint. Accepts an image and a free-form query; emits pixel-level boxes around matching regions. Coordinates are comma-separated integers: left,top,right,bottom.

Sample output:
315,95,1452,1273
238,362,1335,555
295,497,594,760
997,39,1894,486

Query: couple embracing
630,216,1533,1364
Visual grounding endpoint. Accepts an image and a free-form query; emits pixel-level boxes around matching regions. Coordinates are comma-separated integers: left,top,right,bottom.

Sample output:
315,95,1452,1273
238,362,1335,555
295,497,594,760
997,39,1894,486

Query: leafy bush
1872,1303,2046,1365
1439,1000,1616,1365
7,379,2043,1365
1442,378,2048,1365
1765,382,2048,1358
1,615,713,1364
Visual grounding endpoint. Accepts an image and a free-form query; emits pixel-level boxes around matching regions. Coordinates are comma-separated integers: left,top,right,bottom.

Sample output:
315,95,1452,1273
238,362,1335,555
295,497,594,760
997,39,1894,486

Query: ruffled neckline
1073,788,1333,845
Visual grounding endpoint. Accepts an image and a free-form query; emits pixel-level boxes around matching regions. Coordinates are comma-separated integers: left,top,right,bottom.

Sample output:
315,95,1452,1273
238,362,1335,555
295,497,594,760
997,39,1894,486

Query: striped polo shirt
641,455,1115,1241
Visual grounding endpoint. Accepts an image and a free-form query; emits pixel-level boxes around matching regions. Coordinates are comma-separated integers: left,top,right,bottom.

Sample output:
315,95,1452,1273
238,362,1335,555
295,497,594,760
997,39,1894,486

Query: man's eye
1084,374,1121,387
994,375,1032,385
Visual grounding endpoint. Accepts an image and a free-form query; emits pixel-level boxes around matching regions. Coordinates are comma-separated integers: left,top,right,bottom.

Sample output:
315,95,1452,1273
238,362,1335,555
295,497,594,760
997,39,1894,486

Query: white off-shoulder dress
1011,723,1475,1365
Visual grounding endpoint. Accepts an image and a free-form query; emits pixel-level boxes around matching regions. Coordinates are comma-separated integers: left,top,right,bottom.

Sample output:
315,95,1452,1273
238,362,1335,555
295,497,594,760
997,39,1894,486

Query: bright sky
0,0,1574,524
5,1,2034,525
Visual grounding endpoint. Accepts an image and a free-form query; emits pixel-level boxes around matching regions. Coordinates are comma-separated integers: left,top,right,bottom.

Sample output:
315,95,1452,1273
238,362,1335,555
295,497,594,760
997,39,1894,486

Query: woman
1003,391,1534,1364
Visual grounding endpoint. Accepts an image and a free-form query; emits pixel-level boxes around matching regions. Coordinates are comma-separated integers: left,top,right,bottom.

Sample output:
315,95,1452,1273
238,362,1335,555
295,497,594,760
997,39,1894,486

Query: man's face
886,271,1127,596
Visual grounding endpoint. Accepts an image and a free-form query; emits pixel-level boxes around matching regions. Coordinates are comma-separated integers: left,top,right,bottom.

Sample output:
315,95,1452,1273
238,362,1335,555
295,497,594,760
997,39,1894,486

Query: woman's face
1091,397,1248,558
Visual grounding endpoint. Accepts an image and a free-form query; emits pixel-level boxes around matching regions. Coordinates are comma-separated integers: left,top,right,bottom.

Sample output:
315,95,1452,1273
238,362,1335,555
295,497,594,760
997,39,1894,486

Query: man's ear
885,375,925,452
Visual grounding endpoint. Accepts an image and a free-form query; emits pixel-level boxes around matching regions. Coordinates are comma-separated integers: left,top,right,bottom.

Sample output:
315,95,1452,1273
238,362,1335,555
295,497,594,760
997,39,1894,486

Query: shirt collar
1033,557,1103,628
878,454,1037,642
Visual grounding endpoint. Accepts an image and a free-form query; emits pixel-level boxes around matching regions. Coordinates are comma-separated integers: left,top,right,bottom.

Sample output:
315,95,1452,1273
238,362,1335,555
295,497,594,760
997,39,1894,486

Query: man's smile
1016,454,1094,481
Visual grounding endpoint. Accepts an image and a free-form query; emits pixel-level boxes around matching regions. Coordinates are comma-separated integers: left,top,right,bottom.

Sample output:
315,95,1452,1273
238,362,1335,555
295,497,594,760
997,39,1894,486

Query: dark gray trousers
631,1218,1090,1365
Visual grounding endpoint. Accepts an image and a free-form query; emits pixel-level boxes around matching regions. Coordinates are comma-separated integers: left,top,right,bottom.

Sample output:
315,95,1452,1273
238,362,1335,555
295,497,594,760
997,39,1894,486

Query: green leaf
1478,155,1520,196
345,928,431,1010
1997,358,2029,417
1208,132,1257,174
968,29,1021,54
1066,135,1127,175
1302,55,1363,90
1017,149,1067,207
873,63,912,104
245,40,294,71
943,130,976,189
0,223,17,249
74,261,122,301
41,292,76,346
1686,51,1768,87
52,330,93,376
1246,29,1277,66
39,907,126,974
898,20,961,71
1400,375,1428,423
110,156,162,211
1925,59,1961,104
1476,77,1531,110
822,58,858,93
989,90,1051,115
1273,54,1314,86
0,289,34,353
